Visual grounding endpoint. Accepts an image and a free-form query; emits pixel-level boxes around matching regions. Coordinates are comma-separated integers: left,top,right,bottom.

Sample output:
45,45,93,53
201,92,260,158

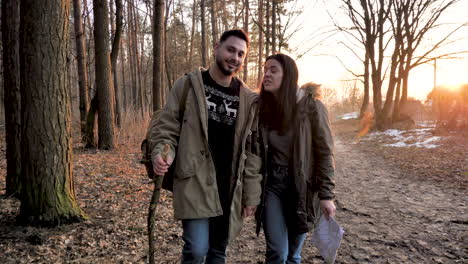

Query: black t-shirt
202,70,240,211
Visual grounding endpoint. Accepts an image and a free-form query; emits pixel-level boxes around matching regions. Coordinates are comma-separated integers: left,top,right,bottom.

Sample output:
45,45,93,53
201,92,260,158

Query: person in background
256,53,336,264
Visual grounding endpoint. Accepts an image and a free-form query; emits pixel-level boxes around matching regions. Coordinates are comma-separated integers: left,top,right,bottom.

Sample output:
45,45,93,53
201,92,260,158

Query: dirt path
327,138,467,264
229,137,467,263
1,134,466,263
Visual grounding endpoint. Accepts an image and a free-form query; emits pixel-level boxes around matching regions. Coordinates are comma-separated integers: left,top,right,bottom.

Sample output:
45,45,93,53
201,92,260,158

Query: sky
285,0,468,100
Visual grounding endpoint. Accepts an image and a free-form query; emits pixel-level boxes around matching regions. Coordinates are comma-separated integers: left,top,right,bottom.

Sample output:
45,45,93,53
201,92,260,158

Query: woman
256,53,336,264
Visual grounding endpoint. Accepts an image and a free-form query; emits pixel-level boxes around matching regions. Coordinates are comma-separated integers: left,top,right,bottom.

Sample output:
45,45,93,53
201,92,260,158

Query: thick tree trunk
200,0,208,67
84,95,98,148
19,0,86,225
73,0,89,139
153,0,165,111
93,0,115,149
2,0,22,197
111,0,123,127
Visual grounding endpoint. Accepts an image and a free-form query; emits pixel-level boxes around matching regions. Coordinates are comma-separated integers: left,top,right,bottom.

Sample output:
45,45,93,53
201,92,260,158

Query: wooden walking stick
148,144,170,264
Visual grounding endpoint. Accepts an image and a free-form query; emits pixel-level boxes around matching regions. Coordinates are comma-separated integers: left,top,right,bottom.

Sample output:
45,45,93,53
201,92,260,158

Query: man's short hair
219,29,250,48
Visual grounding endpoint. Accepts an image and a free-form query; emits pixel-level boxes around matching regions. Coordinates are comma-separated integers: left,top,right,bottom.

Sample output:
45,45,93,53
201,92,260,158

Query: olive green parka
149,68,263,241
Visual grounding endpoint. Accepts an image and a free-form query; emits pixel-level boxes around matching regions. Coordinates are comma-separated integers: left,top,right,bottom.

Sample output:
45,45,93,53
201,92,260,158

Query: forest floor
0,119,467,263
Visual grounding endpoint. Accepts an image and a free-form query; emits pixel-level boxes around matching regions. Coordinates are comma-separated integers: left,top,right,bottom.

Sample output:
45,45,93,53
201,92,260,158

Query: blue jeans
263,189,307,264
181,215,229,264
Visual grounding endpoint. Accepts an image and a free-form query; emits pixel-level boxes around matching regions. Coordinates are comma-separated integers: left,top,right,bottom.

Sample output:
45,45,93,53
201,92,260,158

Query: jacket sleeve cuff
151,142,176,162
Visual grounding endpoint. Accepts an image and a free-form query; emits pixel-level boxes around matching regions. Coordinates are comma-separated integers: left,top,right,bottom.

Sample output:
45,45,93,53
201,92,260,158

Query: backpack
140,77,191,192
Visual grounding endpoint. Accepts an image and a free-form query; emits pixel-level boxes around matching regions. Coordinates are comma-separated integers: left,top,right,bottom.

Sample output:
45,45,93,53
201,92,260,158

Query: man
150,29,262,263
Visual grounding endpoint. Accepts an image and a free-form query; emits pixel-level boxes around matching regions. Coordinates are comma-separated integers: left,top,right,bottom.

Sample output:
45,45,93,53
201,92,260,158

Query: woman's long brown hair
259,53,299,134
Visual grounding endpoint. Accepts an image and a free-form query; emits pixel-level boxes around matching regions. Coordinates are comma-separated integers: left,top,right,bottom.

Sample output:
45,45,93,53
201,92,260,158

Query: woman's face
262,59,284,94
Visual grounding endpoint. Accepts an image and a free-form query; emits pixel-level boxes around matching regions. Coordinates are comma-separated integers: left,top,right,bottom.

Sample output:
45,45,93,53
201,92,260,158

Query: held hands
242,206,257,218
320,200,336,220
152,154,174,176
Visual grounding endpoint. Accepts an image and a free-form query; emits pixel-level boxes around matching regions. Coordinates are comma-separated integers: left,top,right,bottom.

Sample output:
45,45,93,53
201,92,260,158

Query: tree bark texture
359,52,370,119
210,0,218,48
189,0,197,69
153,0,165,111
2,0,22,197
111,0,123,127
73,0,90,139
271,0,277,53
93,0,115,149
265,0,270,56
200,0,208,67
257,0,264,87
243,0,249,82
19,0,86,226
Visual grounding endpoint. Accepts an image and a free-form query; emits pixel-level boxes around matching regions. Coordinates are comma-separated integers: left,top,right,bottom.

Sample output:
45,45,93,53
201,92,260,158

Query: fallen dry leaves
1,119,466,263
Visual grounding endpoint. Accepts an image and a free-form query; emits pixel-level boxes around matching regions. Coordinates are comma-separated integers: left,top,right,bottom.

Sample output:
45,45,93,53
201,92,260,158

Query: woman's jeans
263,164,307,264
181,214,229,264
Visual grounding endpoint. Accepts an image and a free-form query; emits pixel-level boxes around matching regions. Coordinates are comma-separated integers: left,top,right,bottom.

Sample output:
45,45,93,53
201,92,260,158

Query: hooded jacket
149,68,263,240
256,86,335,234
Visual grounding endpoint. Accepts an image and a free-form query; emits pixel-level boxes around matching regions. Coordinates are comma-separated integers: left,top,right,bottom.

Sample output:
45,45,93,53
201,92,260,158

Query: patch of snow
416,121,436,128
340,112,359,120
364,128,441,149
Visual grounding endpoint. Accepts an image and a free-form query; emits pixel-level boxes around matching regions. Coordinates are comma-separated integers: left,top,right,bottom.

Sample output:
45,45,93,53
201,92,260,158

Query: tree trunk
121,39,128,111
399,71,409,115
111,0,123,127
84,95,98,148
359,52,370,119
153,0,165,111
189,0,197,69
93,0,115,149
73,0,89,139
265,0,270,56
257,0,264,87
82,0,94,103
200,0,208,67
163,0,172,97
243,0,249,83
271,0,277,53
127,3,137,109
2,0,22,197
19,0,86,226
129,0,145,116
392,79,402,121
210,0,218,47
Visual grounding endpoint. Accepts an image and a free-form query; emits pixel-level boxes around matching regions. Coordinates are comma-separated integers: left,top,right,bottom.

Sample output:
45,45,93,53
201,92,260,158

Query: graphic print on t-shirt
205,84,239,126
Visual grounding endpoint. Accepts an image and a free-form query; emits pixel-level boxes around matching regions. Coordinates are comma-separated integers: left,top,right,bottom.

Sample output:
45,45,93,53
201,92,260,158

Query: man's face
214,36,248,76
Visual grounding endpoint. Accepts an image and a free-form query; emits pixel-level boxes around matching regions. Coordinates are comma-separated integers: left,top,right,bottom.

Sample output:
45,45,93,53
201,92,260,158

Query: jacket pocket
174,141,200,179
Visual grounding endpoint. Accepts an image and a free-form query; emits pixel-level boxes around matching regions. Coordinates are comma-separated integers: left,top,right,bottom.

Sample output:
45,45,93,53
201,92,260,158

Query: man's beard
216,56,241,76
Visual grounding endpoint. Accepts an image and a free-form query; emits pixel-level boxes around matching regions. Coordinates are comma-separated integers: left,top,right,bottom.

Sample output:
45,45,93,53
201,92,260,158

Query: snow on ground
362,127,441,149
339,112,359,120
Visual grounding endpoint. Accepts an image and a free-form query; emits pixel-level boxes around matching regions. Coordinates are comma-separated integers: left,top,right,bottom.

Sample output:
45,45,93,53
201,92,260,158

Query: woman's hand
242,206,257,218
320,200,336,220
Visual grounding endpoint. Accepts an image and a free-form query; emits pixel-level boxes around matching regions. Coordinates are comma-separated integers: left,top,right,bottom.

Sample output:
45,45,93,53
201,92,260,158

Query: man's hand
242,206,257,218
320,200,336,220
152,154,174,176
